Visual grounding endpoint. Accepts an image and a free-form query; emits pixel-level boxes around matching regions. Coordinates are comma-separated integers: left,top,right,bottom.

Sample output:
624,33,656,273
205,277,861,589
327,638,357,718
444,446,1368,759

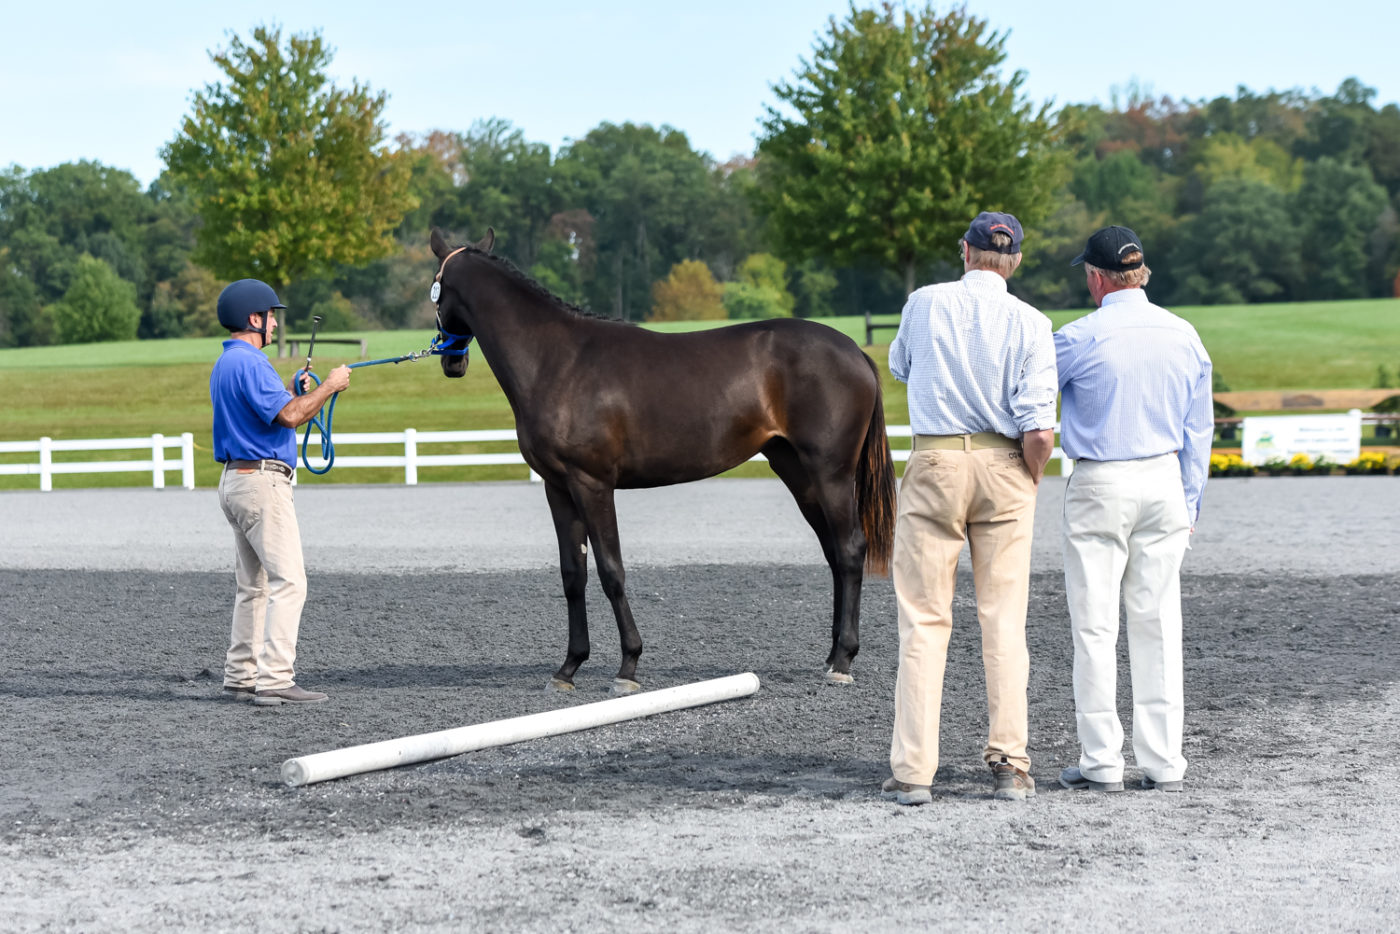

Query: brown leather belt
913,432,1020,452
225,458,294,479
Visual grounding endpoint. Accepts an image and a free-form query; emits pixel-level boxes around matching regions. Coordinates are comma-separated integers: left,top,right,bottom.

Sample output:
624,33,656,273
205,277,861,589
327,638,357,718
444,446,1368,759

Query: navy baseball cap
1071,226,1145,270
963,212,1023,254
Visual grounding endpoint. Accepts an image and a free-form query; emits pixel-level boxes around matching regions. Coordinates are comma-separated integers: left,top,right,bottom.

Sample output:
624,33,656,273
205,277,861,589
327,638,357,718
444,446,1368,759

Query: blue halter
294,281,475,474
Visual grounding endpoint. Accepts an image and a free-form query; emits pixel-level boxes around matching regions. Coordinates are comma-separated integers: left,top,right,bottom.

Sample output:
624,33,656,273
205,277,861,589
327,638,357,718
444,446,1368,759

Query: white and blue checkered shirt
1054,289,1214,521
888,270,1058,438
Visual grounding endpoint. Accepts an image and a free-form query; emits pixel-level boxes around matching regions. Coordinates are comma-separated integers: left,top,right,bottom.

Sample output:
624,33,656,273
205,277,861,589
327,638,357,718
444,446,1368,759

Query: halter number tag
429,282,441,303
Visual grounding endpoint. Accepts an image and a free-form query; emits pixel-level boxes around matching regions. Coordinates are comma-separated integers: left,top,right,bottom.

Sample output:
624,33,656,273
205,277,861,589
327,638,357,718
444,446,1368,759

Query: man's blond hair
963,231,1020,277
1086,252,1151,288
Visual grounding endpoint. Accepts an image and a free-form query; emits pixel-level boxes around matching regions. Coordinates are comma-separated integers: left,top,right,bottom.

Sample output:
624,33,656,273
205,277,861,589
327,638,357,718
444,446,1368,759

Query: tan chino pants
890,444,1037,783
218,466,307,691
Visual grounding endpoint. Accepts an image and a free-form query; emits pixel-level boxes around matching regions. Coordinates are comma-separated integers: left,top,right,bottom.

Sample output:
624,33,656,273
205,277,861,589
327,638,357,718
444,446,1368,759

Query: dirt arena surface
2,477,1398,931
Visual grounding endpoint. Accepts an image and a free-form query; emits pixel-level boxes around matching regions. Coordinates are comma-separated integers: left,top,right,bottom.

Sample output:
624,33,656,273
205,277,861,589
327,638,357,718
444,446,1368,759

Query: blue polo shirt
210,339,295,466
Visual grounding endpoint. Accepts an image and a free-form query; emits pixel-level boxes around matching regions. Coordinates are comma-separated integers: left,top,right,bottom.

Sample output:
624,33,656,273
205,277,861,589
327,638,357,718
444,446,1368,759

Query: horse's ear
430,227,451,260
474,227,495,254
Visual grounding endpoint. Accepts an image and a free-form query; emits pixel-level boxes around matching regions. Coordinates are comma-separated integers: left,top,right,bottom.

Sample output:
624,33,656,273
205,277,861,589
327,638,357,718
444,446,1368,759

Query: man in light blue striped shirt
1054,225,1213,795
884,212,1057,806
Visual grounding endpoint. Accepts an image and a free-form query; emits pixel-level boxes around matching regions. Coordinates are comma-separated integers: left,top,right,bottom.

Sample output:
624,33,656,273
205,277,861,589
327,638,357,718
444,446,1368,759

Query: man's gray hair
964,232,1020,277
1086,252,1151,288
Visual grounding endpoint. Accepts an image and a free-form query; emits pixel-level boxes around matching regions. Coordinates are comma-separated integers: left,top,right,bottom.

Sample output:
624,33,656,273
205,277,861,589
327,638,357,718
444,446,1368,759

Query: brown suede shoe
222,685,256,702
252,684,328,706
992,762,1036,801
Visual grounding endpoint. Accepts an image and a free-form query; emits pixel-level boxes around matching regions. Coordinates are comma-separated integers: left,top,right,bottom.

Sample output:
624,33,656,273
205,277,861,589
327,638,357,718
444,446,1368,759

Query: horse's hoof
823,668,855,685
611,678,642,695
547,677,575,693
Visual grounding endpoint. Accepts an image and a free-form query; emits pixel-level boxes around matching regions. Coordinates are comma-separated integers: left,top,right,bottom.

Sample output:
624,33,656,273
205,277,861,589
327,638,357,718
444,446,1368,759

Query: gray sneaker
1059,767,1125,793
880,776,932,806
252,684,328,706
991,762,1036,801
1141,776,1185,792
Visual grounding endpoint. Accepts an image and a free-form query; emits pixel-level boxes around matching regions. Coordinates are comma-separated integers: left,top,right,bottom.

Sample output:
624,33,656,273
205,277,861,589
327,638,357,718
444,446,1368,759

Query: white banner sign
1242,411,1361,465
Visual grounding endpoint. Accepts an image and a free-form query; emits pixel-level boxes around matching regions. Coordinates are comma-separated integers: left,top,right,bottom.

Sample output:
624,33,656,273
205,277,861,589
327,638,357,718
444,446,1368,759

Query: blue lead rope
294,331,472,475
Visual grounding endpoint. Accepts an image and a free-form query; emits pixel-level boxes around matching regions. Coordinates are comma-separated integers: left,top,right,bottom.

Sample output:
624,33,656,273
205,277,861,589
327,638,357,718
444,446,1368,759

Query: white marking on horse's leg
823,667,855,685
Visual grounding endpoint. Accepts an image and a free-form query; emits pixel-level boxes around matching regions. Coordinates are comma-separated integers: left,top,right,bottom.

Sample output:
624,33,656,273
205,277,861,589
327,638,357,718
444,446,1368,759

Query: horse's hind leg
567,477,644,693
545,482,590,691
764,439,865,683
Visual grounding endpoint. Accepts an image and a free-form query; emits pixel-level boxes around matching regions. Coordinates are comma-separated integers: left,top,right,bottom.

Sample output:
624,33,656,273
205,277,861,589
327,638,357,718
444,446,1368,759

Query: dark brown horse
429,228,895,692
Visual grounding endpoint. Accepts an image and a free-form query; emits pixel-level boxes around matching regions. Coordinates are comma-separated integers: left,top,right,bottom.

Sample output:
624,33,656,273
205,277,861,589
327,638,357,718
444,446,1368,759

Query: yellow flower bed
1209,453,1255,477
1346,451,1390,474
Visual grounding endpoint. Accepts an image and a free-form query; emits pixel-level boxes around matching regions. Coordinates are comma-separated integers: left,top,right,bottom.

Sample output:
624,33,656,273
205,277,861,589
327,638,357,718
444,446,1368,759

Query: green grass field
1,299,1395,490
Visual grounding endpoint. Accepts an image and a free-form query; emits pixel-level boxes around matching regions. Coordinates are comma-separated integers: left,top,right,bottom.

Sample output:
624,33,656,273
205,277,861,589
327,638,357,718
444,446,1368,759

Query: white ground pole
281,672,761,788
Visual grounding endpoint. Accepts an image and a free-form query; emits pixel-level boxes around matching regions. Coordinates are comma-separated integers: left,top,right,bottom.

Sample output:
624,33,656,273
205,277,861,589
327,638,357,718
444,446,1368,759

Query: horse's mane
460,246,631,325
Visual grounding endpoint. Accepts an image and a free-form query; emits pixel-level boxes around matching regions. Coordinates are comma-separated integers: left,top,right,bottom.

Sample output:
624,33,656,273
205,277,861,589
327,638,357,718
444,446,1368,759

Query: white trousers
1062,454,1190,783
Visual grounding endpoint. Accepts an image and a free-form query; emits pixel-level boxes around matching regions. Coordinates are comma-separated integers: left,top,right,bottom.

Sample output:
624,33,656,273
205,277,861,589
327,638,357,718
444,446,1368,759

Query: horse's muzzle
441,349,468,378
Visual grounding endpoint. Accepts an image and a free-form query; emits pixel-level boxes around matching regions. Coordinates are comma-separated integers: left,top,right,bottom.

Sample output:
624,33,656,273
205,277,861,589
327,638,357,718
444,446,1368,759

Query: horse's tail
857,353,897,576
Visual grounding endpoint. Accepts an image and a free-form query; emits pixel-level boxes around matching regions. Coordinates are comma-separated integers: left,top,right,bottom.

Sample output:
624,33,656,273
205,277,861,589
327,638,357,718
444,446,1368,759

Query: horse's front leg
568,478,643,694
545,482,590,691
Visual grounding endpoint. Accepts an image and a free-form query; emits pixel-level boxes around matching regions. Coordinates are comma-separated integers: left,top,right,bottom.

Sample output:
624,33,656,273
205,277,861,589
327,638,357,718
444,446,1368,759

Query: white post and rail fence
7,415,1391,491
0,427,1072,491
0,433,197,492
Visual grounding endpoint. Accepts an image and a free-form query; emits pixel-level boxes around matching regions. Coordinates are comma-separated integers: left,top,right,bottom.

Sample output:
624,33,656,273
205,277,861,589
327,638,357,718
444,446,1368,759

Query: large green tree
555,122,724,320
48,254,141,344
161,26,416,353
1291,157,1390,300
443,119,560,271
0,161,193,345
755,2,1062,295
1169,179,1301,304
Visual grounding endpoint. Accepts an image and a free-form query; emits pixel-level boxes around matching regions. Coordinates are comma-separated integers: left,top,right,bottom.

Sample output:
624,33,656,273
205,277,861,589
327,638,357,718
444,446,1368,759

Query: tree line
1,6,1397,349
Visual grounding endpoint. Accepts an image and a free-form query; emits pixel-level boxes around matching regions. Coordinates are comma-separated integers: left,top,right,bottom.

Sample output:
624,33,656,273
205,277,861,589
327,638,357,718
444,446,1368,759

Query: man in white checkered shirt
882,212,1057,806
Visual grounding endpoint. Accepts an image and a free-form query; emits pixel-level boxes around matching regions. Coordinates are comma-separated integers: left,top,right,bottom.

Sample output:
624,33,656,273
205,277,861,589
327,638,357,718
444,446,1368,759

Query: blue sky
4,1,1397,187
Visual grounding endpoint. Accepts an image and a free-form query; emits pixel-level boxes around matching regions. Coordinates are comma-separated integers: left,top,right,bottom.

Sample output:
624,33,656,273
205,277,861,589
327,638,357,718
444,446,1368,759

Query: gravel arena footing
2,477,1397,932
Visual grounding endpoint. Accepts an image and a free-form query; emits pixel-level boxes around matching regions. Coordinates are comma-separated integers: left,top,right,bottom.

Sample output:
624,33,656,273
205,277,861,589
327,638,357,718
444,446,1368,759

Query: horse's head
429,227,495,378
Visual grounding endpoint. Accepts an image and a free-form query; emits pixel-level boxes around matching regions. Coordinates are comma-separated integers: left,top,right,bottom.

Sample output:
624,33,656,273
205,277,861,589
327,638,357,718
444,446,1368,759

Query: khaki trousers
218,466,307,691
889,444,1037,783
1062,454,1190,783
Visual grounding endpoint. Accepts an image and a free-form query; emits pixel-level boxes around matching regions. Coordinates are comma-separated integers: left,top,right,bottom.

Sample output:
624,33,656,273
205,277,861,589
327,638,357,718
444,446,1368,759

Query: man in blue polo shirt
211,278,351,707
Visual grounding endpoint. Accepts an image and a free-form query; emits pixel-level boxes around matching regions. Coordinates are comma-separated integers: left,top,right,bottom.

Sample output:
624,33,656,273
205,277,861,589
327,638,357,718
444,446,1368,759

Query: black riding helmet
217,279,285,346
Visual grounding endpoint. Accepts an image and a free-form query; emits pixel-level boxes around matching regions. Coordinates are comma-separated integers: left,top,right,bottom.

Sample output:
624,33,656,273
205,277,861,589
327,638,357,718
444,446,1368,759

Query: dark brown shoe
222,685,255,702
992,762,1036,801
252,684,328,706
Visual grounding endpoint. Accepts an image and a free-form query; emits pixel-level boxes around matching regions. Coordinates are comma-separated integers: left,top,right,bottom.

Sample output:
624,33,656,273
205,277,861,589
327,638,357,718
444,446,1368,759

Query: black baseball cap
963,212,1024,254
1071,226,1144,270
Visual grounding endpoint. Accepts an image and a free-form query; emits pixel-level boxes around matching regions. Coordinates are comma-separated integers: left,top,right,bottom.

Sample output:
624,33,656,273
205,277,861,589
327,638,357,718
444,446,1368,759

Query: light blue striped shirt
1054,289,1214,521
889,270,1057,438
